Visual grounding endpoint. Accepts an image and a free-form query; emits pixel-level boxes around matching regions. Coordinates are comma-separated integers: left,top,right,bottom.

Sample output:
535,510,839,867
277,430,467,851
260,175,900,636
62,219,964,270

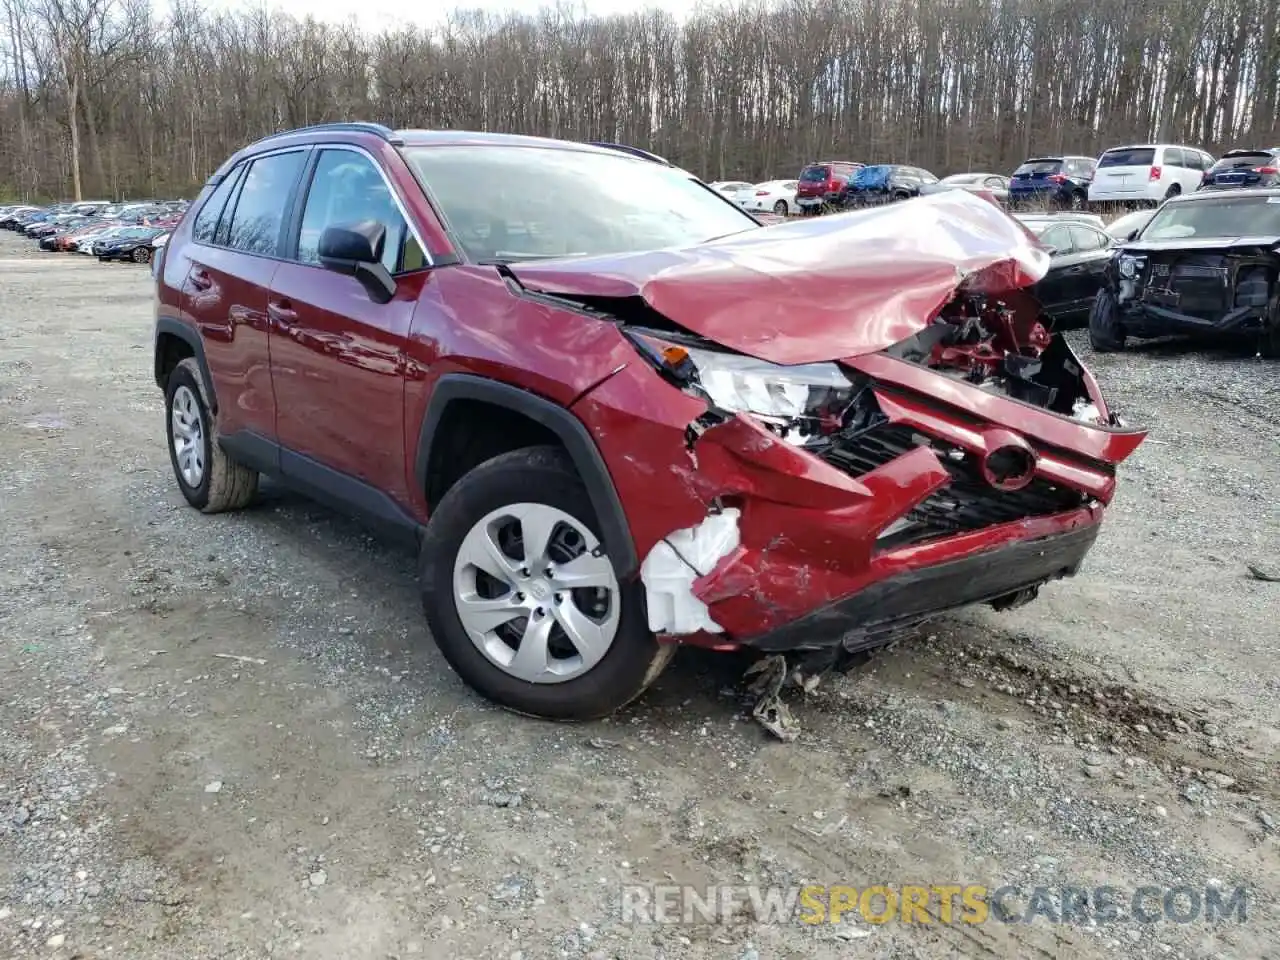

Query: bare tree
0,0,1277,202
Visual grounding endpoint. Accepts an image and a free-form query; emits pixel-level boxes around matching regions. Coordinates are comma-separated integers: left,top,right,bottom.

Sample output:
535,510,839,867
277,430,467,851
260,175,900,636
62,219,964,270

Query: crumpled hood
506,190,1051,365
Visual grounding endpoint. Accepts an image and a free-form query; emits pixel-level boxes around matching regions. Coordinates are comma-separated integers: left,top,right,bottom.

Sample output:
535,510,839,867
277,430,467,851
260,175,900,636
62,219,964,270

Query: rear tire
1164,184,1181,200
165,357,259,513
1088,288,1127,352
772,200,788,216
1261,294,1280,359
419,445,673,720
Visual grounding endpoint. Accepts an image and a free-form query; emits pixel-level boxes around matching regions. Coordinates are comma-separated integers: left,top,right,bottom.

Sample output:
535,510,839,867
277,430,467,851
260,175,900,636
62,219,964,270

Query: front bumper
575,351,1138,651
750,513,1099,652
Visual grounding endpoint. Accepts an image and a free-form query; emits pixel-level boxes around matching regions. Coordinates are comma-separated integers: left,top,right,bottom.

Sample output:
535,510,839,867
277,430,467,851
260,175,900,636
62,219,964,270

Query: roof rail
586,141,672,166
249,122,404,148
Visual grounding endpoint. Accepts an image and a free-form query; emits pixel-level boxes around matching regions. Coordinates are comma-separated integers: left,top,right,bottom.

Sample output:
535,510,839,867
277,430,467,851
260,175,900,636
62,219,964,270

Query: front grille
1140,259,1230,320
819,423,1085,545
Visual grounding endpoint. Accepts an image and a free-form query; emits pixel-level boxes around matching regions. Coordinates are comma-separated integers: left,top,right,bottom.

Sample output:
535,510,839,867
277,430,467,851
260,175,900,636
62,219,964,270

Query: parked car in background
707,181,753,198
1013,214,1115,328
736,179,799,216
1009,156,1096,210
95,226,166,263
1089,188,1280,356
1015,211,1106,233
796,160,861,213
840,164,939,207
1198,148,1280,191
1106,208,1156,241
920,172,1010,204
1088,144,1214,208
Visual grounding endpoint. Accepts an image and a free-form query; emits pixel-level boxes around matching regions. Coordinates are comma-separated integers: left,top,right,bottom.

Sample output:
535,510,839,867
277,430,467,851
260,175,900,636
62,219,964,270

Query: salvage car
1198,148,1280,191
1014,215,1115,328
153,124,1146,720
95,226,166,263
920,172,1011,204
841,164,940,206
1089,188,1280,356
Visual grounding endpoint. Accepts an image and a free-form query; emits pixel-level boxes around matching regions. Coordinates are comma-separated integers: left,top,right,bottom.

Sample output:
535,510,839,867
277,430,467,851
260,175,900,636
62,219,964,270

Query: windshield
405,145,758,262
1013,160,1062,176
798,165,829,182
1099,147,1156,168
1139,196,1280,240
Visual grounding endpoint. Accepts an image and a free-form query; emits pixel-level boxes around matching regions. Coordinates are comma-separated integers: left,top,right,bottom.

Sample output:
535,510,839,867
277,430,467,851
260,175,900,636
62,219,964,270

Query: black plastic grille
819,423,1085,543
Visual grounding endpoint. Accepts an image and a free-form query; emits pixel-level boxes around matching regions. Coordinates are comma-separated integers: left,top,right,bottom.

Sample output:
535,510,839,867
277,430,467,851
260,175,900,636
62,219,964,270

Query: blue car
1199,148,1280,191
1008,156,1096,209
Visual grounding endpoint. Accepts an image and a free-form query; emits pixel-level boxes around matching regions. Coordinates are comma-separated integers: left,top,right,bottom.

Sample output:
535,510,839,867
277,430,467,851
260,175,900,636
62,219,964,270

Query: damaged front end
515,191,1147,662
1114,240,1280,341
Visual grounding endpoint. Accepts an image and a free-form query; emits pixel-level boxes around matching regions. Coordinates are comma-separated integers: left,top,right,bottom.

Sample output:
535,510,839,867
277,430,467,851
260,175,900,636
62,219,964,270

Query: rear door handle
189,268,212,291
268,298,297,329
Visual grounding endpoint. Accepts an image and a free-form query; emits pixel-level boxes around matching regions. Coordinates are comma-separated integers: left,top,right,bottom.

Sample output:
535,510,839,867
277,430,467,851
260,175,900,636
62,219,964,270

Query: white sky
202,0,728,33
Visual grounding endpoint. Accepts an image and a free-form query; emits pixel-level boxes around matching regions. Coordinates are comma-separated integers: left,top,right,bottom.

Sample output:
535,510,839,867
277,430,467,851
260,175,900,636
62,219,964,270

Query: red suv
796,160,862,213
153,123,1146,721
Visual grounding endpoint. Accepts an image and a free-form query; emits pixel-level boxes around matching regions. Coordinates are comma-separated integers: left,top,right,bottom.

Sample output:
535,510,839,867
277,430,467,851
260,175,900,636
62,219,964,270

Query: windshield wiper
476,251,587,264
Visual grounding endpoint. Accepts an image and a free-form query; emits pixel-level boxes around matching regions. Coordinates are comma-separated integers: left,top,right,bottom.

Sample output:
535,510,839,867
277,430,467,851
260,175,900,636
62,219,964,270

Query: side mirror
1125,229,1140,241
318,220,396,304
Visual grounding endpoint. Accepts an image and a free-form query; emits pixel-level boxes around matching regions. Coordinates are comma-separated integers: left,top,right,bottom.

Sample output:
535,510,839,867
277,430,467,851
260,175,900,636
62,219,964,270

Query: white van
1088,144,1215,207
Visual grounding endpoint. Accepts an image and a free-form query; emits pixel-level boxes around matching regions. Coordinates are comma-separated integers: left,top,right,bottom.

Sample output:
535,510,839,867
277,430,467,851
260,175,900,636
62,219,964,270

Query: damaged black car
1088,188,1280,356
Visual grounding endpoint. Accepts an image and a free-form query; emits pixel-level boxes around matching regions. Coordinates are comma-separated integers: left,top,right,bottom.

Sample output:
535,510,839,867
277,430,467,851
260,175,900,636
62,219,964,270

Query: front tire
132,246,151,264
165,357,259,513
419,445,673,720
1088,288,1127,352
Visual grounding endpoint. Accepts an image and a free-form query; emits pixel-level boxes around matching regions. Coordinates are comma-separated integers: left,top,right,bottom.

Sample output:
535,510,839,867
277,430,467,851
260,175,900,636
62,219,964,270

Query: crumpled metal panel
506,190,1052,365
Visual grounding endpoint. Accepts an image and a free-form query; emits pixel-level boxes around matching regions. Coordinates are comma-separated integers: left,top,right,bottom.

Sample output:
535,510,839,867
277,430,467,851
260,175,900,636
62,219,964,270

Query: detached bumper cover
1120,301,1270,336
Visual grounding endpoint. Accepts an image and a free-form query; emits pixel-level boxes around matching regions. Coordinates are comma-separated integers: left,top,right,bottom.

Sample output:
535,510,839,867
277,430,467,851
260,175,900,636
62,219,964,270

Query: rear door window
1164,147,1186,168
1098,147,1156,168
223,150,307,257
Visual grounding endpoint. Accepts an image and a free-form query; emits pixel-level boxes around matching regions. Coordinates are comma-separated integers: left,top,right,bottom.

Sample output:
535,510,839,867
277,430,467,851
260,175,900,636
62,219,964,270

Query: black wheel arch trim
154,316,218,414
415,374,639,579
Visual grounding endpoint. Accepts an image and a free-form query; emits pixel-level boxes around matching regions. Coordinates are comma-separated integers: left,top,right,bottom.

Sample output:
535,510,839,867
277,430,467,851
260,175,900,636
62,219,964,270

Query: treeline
1,0,1278,201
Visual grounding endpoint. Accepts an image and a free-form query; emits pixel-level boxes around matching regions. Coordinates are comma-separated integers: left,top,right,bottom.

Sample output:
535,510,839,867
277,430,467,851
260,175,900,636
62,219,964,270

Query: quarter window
191,165,243,244
296,149,419,274
224,150,306,257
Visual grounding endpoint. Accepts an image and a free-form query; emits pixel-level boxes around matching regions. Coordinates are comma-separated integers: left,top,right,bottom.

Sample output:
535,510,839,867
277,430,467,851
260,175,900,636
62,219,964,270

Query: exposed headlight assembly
1117,254,1143,280
626,331,858,442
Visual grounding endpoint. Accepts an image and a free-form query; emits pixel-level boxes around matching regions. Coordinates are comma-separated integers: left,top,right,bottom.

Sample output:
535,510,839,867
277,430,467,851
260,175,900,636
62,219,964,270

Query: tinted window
1014,160,1063,175
1142,196,1280,240
799,165,829,182
1069,224,1109,251
1099,147,1156,167
1164,147,1186,167
224,151,306,256
191,167,243,244
406,145,758,262
297,149,413,275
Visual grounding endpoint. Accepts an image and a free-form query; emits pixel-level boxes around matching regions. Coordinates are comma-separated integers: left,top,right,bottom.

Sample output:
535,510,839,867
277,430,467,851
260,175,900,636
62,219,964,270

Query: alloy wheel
452,503,621,684
170,385,205,488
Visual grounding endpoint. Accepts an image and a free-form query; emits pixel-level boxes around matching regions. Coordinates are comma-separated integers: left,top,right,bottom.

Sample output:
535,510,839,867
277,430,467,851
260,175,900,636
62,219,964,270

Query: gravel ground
1,232,1277,960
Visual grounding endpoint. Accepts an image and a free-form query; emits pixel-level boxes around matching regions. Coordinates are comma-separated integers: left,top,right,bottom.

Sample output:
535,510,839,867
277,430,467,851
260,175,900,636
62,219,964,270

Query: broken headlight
627,332,857,434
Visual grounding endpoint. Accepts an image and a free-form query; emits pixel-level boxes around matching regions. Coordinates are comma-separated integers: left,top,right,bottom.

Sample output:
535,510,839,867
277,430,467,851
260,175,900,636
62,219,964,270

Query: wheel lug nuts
535,607,545,617
514,592,524,602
